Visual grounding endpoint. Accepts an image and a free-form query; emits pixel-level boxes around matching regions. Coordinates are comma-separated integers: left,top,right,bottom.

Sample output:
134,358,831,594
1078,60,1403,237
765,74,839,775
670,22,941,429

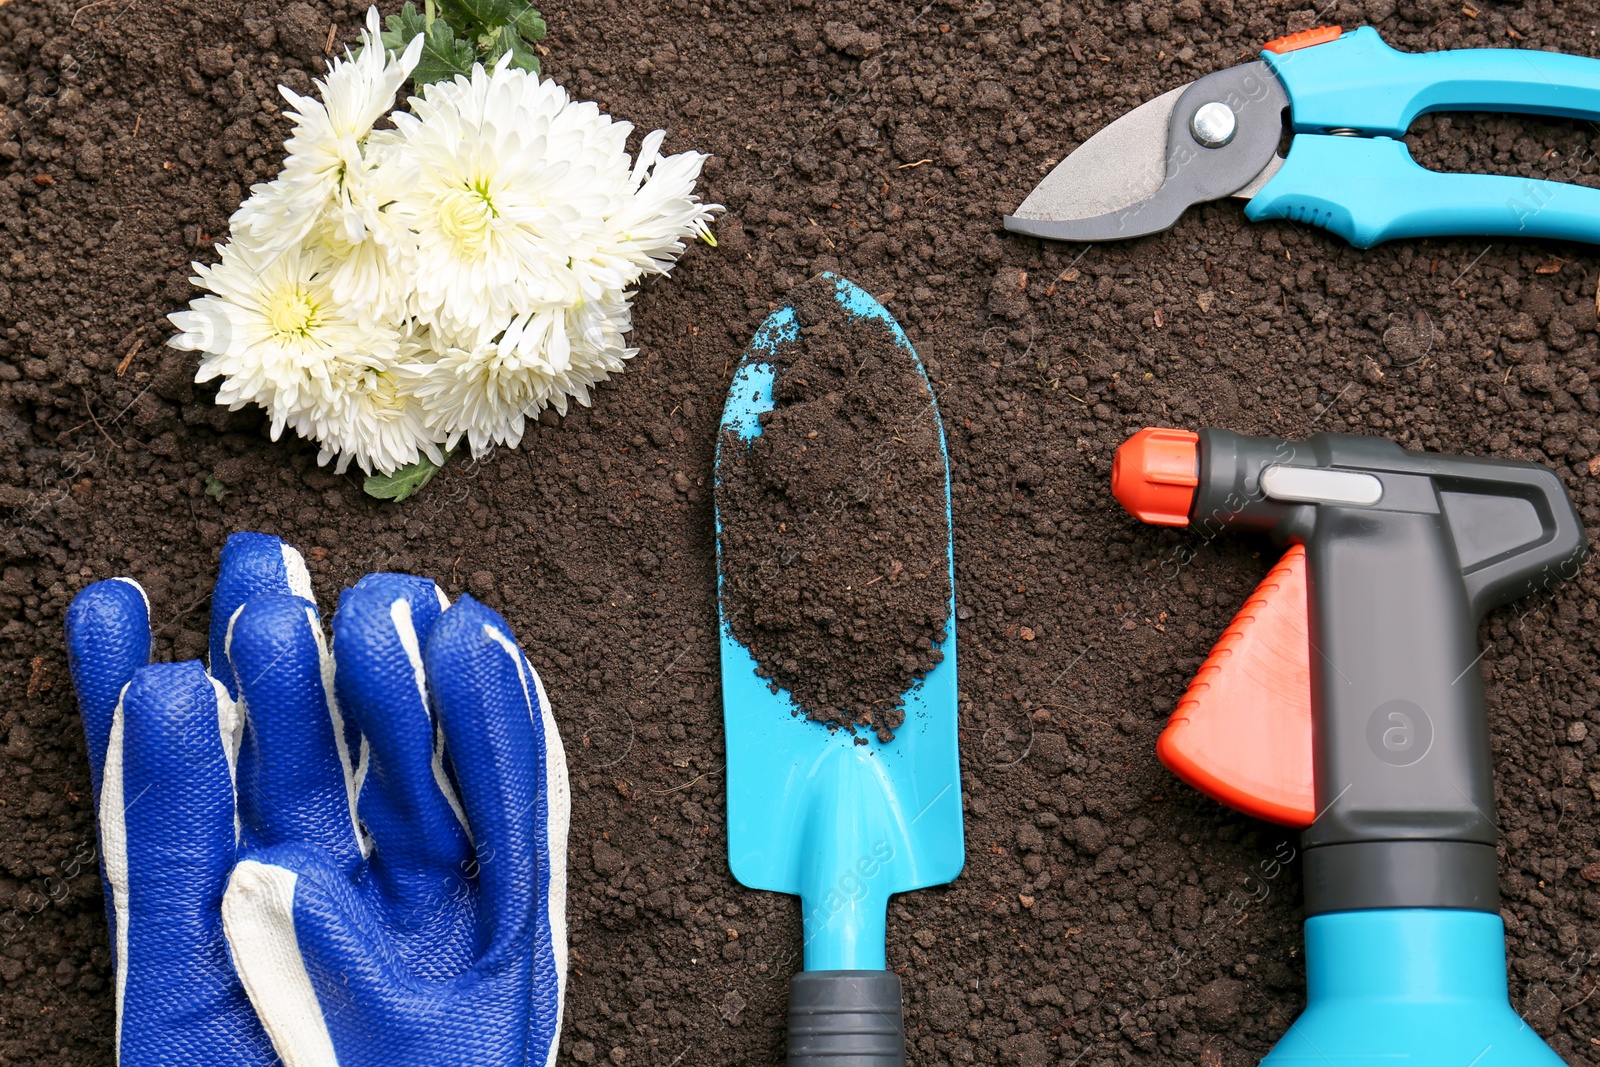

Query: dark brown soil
3,0,1600,1065
716,276,949,741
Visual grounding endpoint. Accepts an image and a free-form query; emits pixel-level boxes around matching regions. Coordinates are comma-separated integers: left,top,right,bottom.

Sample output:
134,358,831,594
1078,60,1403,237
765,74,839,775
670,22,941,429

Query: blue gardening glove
66,533,571,1067
222,570,571,1067
65,532,308,1065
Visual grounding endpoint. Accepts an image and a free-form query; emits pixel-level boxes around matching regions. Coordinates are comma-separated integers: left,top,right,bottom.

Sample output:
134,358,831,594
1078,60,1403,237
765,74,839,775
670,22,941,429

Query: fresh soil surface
716,276,950,741
2,0,1600,1064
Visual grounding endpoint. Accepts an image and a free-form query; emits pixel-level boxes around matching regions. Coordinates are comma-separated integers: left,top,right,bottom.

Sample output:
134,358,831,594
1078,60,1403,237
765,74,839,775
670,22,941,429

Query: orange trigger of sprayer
1113,426,1316,828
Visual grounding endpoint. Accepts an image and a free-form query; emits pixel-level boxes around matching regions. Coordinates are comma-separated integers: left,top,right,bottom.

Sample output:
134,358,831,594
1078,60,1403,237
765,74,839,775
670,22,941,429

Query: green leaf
414,22,480,85
380,1,427,53
364,453,451,502
511,5,546,42
437,0,517,34
204,474,229,501
383,2,478,85
473,24,539,72
505,40,541,73
384,0,546,87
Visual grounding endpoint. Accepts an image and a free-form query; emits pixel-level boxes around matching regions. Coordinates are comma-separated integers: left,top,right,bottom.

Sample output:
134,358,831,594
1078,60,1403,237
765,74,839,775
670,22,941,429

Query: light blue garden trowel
715,275,964,1066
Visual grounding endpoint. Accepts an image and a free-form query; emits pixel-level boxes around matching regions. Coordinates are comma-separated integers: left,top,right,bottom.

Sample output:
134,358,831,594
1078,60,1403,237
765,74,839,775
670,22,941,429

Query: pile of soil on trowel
717,277,951,742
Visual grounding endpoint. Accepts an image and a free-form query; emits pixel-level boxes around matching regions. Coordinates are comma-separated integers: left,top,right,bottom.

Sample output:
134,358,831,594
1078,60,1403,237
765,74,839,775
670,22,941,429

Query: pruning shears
1005,25,1600,248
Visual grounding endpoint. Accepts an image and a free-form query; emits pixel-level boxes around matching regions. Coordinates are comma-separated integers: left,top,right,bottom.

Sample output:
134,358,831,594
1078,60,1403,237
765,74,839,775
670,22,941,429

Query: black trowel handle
788,970,905,1066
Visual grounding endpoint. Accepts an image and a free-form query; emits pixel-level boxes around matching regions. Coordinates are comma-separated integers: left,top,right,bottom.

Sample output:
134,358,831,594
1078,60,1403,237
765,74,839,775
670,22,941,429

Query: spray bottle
1113,425,1587,1065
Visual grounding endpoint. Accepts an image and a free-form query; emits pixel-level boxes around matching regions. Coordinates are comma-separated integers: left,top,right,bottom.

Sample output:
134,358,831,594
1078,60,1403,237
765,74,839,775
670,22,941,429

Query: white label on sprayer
1260,465,1384,507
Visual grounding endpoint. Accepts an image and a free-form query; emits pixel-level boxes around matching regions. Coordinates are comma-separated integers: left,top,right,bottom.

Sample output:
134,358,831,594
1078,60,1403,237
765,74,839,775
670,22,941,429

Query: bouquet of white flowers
170,8,719,481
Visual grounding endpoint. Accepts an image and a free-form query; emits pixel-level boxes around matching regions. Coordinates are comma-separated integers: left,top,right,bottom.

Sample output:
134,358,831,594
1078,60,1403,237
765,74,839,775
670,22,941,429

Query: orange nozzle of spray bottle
1111,427,1199,527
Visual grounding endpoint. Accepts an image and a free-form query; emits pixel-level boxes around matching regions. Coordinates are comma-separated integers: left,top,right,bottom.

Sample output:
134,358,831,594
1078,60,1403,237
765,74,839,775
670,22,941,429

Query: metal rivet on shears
1190,102,1237,148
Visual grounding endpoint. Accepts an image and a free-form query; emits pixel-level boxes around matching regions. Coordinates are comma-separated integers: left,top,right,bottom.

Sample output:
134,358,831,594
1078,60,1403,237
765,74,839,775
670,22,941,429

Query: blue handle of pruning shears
1246,135,1600,248
1265,26,1600,136
1249,26,1600,247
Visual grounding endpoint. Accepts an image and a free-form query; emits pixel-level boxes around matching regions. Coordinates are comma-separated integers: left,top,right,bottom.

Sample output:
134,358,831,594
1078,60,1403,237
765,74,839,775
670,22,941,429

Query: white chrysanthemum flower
401,292,636,456
232,8,422,275
387,59,721,341
283,358,444,475
170,237,436,473
171,238,388,428
387,61,627,338
607,129,718,276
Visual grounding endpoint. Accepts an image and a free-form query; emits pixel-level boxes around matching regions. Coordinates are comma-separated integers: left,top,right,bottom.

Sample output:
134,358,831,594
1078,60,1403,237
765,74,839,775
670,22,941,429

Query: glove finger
65,577,151,804
223,843,426,1065
332,575,473,902
425,596,568,999
210,532,315,700
110,661,263,1062
229,594,363,873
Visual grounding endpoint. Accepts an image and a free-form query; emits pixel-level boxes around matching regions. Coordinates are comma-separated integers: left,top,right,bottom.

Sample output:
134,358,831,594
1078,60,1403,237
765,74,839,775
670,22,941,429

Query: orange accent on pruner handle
1263,24,1341,54
1156,544,1315,828
1112,427,1198,527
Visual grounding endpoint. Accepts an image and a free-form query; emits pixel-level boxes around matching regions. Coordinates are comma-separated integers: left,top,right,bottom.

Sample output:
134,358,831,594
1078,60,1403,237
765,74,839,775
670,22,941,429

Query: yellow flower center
437,180,499,255
267,286,319,341
364,369,406,416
